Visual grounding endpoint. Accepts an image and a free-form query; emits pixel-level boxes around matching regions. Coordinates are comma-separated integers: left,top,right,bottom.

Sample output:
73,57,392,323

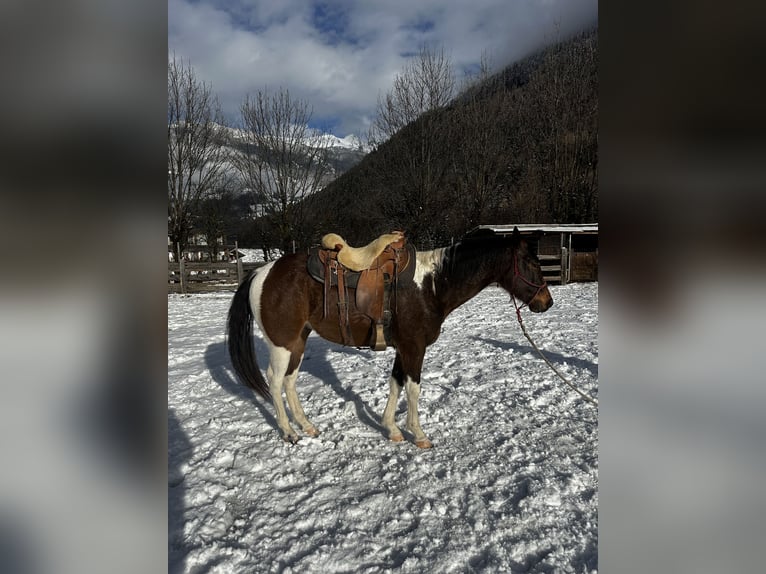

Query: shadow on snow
204,335,392,440
470,335,598,378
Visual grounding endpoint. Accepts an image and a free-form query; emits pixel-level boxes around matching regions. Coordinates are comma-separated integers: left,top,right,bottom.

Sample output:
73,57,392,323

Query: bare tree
369,46,455,146
167,56,228,258
441,52,511,234
368,46,456,247
459,49,494,94
236,89,331,252
515,31,598,223
450,91,514,233
195,185,238,261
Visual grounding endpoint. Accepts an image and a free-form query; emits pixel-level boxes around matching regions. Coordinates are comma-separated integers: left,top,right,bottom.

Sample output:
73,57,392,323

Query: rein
511,253,599,408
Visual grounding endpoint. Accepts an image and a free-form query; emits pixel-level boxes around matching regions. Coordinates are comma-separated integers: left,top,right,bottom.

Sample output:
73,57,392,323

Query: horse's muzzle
528,287,553,313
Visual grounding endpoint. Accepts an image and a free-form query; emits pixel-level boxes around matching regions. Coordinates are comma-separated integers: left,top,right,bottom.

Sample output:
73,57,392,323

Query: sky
168,0,598,138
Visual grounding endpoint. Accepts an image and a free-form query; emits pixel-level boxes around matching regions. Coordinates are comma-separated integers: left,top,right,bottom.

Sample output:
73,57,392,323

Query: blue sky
168,0,597,138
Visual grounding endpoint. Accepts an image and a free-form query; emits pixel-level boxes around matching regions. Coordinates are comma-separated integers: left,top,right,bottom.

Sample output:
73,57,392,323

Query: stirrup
372,323,387,351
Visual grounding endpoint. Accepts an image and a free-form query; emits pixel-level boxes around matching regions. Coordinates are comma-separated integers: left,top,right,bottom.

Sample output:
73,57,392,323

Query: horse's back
262,252,316,303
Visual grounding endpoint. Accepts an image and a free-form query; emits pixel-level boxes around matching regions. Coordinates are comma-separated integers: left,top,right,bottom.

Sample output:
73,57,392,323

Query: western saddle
307,231,415,350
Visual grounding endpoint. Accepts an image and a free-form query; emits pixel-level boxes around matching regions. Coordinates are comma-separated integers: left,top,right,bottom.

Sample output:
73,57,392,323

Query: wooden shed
468,224,598,284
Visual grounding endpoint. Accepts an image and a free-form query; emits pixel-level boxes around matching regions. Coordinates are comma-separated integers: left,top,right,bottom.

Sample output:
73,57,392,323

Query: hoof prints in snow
169,284,598,573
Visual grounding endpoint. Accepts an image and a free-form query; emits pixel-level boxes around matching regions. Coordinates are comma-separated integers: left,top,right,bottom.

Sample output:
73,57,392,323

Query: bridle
511,251,547,319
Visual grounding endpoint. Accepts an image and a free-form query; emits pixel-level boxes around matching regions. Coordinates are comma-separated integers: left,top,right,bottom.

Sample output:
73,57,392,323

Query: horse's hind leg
283,328,319,437
266,330,317,442
285,354,319,436
284,372,319,437
266,344,303,443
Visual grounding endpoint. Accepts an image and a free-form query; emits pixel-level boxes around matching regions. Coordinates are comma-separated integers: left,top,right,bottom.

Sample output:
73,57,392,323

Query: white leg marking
248,261,301,441
266,343,300,442
413,248,446,292
381,376,404,441
284,358,318,436
405,377,432,448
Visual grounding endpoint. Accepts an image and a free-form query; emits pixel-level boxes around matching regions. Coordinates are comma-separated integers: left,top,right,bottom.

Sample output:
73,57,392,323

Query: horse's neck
428,243,502,316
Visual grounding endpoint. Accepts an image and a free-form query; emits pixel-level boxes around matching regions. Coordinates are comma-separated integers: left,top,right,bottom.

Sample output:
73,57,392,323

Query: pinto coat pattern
227,228,553,448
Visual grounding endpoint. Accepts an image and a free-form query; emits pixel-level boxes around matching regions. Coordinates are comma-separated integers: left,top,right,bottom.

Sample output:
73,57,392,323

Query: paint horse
227,227,553,448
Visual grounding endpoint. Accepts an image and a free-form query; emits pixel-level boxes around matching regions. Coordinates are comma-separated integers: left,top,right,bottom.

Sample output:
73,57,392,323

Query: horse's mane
440,233,520,285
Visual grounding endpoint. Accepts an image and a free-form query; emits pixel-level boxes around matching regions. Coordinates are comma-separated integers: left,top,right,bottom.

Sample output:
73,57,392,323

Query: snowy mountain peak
217,123,369,152
310,133,369,152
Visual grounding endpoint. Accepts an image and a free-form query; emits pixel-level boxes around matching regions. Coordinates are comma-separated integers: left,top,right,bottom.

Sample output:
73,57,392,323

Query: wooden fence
168,260,266,293
539,253,565,284
570,251,598,282
169,245,595,294
539,248,597,284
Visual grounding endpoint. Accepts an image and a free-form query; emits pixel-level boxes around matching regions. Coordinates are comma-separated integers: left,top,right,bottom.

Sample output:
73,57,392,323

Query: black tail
226,272,271,399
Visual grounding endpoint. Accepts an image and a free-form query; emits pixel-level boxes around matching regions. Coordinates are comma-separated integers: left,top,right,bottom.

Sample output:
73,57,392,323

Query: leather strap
333,260,353,346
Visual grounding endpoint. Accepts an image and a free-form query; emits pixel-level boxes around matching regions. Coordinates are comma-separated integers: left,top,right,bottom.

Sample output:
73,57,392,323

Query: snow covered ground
168,283,598,573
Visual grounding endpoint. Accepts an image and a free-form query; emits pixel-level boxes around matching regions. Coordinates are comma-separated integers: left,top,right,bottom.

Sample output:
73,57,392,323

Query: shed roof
472,223,598,234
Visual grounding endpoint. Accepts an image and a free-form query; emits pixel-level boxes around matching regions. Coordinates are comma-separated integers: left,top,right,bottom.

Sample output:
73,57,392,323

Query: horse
226,227,553,448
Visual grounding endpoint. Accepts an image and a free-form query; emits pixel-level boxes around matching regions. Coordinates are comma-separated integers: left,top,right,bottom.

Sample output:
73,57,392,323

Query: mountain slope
304,29,598,248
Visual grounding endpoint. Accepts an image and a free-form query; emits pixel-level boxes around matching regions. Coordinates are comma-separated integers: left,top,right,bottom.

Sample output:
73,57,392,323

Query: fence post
560,246,568,286
177,244,187,296
234,241,243,285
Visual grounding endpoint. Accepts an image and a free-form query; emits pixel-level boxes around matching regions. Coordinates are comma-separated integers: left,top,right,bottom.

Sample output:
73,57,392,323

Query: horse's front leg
404,378,432,449
381,374,404,442
382,351,432,448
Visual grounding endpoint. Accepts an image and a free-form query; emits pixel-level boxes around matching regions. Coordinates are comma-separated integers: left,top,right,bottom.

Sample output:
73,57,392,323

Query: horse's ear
512,226,520,242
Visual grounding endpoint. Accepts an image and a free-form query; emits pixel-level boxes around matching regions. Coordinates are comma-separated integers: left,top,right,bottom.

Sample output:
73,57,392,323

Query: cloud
169,0,597,137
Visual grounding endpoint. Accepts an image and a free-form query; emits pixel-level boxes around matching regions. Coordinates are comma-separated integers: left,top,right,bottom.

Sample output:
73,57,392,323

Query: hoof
389,433,404,442
304,426,320,438
414,438,433,449
283,434,301,445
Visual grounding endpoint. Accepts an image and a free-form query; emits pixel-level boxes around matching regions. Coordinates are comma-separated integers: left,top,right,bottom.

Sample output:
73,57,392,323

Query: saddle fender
306,241,416,349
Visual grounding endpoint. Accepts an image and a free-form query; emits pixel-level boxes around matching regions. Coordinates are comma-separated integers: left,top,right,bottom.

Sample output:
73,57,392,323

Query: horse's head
498,227,553,313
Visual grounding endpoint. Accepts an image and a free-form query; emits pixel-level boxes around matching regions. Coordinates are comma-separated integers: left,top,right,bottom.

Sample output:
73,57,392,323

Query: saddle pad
307,249,361,288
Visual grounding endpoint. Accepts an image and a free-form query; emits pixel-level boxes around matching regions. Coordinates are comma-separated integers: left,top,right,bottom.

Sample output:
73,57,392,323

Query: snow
311,132,369,151
168,283,598,573
222,123,369,152
236,248,273,263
